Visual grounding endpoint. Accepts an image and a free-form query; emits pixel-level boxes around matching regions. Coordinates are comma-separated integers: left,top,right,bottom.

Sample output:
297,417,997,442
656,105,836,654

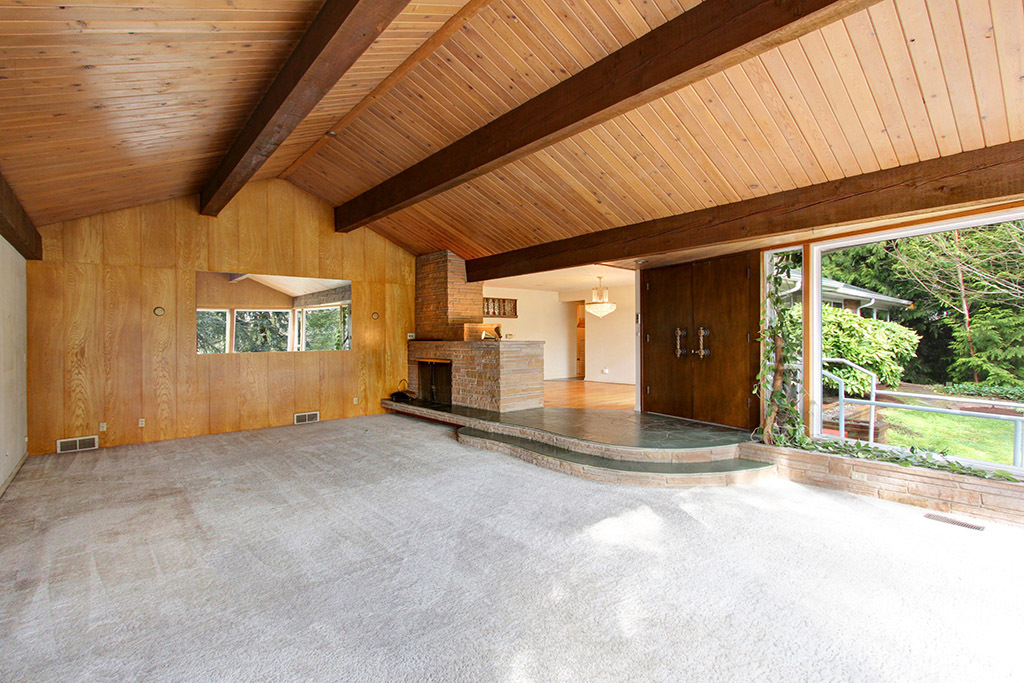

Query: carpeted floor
1,414,1022,681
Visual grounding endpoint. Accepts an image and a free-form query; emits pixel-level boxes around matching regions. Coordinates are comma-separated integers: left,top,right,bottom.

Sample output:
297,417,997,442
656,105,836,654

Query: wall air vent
293,411,320,425
56,436,99,454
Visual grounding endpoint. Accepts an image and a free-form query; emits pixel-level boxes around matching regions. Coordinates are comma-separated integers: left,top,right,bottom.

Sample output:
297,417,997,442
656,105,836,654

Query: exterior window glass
234,310,291,353
301,305,352,351
196,309,228,354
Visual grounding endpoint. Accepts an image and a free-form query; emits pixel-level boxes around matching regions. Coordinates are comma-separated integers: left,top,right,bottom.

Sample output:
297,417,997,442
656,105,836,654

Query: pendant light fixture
585,276,617,318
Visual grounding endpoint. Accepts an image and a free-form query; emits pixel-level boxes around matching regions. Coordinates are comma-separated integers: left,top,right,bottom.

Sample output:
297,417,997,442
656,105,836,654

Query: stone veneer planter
740,442,1024,526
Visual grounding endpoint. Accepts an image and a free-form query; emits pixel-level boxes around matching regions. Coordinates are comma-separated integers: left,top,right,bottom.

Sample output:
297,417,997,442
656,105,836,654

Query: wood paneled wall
26,179,415,456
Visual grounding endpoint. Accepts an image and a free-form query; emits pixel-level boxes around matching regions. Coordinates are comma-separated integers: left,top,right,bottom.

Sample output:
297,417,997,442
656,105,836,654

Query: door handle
693,326,711,358
675,327,686,358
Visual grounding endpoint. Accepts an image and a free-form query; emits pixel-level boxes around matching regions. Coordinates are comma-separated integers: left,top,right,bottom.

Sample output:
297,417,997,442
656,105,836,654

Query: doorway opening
481,264,637,411
575,302,586,379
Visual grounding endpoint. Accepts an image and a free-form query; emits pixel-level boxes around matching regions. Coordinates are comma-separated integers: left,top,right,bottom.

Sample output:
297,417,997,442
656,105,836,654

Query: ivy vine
755,250,804,447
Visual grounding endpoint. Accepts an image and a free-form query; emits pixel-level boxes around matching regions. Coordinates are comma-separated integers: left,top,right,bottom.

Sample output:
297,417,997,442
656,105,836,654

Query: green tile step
457,427,776,488
383,399,749,462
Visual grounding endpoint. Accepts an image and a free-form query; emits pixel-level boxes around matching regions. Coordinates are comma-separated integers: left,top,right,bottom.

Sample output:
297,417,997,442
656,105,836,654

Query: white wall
483,286,576,380
0,238,27,496
560,284,636,385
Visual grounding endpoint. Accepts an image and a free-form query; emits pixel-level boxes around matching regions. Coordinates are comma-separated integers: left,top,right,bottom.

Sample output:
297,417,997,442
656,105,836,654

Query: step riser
385,400,741,462
459,433,777,488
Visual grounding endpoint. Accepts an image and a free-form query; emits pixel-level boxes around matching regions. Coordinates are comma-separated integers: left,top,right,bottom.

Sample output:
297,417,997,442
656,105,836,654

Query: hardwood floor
543,380,636,411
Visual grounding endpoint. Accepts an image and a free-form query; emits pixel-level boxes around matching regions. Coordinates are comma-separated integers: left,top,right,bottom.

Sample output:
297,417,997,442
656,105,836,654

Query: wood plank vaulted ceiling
2,0,1023,261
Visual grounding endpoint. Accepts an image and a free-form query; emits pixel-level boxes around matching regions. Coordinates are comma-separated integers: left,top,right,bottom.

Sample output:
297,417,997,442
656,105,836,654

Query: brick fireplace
408,250,544,412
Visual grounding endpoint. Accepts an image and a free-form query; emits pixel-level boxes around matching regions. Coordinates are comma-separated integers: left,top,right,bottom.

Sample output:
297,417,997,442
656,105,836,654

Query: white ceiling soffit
484,265,634,293
246,274,350,297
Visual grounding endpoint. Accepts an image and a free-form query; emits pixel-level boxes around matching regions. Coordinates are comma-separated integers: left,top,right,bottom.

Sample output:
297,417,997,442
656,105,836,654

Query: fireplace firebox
417,360,452,404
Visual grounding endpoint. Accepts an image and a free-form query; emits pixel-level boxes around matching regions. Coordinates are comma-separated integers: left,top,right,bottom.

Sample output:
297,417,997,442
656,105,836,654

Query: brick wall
408,340,544,412
415,250,482,341
741,442,1024,526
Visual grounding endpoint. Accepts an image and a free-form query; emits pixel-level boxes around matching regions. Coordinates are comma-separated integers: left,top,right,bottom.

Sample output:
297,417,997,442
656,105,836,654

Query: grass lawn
881,404,1016,465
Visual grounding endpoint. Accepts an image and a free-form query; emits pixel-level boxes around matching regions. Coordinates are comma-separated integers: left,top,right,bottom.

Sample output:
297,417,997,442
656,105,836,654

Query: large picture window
195,272,353,355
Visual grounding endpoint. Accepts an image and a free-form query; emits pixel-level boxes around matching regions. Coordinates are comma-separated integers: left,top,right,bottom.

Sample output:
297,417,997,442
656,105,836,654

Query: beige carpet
1,414,1022,681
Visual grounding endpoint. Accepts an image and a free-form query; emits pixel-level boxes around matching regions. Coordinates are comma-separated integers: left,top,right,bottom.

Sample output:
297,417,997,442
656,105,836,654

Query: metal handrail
825,360,1024,468
823,357,877,443
785,357,1024,467
875,388,1024,411
821,369,845,440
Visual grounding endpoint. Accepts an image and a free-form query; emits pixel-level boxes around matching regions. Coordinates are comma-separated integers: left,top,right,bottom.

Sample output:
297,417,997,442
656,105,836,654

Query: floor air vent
925,513,984,531
294,411,320,425
56,436,99,454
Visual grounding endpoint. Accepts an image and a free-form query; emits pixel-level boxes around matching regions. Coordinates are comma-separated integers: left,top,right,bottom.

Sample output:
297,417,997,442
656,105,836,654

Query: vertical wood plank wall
25,179,415,456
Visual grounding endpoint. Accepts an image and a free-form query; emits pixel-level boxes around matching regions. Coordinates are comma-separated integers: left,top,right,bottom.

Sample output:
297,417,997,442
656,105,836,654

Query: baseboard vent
925,513,984,531
293,411,320,425
56,435,99,454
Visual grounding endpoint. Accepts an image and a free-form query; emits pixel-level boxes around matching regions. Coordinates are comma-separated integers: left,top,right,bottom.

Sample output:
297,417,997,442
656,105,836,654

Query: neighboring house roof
783,270,912,310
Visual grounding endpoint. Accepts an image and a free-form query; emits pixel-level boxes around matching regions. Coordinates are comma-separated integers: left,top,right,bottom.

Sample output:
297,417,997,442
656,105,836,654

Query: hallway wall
560,285,636,385
0,237,27,494
482,286,575,380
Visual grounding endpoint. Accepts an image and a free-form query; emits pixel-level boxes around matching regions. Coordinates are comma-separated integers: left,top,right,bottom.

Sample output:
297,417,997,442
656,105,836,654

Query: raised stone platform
382,399,774,487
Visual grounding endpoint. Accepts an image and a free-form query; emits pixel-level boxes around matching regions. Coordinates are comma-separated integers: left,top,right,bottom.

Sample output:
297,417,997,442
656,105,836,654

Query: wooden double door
640,251,761,430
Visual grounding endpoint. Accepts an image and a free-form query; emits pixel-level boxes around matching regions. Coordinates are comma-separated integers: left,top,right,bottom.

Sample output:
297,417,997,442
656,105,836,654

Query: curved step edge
457,428,776,488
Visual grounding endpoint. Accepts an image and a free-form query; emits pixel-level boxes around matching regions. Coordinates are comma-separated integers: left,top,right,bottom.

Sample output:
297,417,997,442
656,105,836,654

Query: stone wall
415,250,482,341
741,442,1024,526
292,284,351,308
408,340,544,412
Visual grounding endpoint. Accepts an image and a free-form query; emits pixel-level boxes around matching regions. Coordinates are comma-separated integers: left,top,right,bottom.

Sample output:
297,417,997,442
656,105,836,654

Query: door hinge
646,333,650,342
747,397,752,408
747,332,751,343
646,386,650,394
746,266,750,278
646,282,650,291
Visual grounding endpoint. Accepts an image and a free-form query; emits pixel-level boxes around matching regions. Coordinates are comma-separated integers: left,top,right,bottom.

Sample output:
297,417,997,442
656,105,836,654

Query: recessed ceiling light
635,259,648,265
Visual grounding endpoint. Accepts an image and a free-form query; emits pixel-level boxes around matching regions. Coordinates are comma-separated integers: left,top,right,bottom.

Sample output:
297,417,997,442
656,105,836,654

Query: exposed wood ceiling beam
334,0,883,233
199,0,411,217
464,140,1024,282
0,168,41,260
281,0,497,180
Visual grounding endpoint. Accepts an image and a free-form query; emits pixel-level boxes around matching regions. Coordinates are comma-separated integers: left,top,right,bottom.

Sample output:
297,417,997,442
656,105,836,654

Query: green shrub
938,383,1024,402
787,306,921,395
